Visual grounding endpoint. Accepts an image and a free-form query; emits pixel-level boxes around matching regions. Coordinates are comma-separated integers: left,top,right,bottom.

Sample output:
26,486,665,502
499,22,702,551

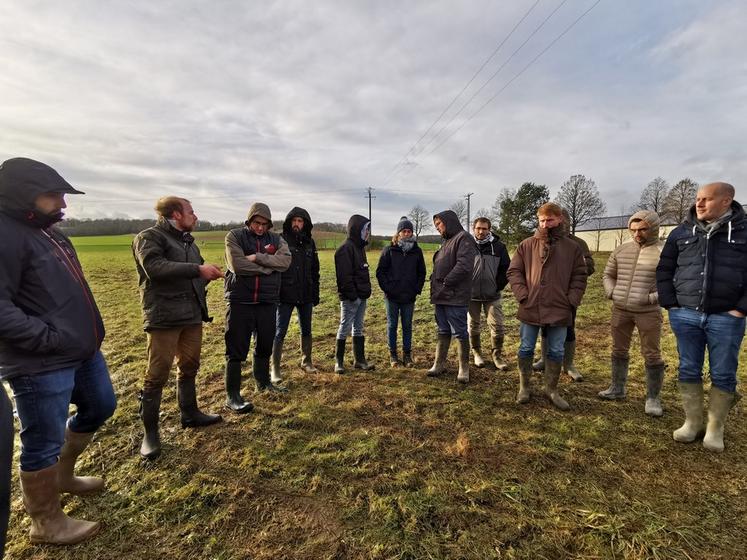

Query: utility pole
464,192,474,229
365,187,376,240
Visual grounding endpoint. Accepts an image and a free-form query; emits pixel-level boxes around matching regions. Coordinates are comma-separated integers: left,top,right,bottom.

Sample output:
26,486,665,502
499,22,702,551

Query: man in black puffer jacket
224,202,292,406
133,196,224,460
271,207,321,381
0,157,116,545
427,210,478,383
657,182,747,453
334,214,373,373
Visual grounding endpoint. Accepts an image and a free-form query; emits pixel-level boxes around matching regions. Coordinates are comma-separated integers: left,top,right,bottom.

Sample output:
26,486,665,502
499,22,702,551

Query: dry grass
4,242,746,560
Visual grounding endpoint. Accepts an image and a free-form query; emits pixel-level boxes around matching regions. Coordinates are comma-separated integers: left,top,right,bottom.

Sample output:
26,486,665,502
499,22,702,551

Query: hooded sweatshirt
335,214,372,301
224,202,292,304
0,157,105,380
603,210,664,312
279,207,320,305
430,210,478,306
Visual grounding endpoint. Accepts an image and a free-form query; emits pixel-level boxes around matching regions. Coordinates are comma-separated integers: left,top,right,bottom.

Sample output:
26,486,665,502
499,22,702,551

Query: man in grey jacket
133,196,224,460
599,210,666,416
469,217,510,370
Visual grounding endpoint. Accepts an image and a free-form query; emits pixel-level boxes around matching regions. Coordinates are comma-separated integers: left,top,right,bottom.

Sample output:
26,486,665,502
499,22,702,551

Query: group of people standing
0,157,744,554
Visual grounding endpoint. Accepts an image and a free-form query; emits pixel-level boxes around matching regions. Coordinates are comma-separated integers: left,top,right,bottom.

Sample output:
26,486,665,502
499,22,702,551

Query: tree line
410,174,700,246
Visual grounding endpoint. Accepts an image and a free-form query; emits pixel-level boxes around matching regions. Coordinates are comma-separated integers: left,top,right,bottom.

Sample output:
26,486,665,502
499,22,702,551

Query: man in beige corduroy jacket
599,210,666,416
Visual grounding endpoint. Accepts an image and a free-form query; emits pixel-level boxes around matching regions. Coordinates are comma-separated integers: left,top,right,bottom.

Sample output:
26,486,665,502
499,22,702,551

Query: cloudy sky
1,0,745,232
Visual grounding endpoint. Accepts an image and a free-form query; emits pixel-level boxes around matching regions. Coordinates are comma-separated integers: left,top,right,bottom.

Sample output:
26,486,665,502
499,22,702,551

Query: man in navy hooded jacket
0,157,116,545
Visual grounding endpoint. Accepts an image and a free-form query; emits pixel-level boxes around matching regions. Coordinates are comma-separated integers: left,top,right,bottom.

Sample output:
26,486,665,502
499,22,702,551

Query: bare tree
555,175,606,235
664,178,698,224
449,200,468,226
473,207,497,228
639,177,670,216
409,204,431,239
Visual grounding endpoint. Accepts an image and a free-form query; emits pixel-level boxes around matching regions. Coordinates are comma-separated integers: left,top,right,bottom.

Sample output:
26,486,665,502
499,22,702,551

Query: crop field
4,235,747,560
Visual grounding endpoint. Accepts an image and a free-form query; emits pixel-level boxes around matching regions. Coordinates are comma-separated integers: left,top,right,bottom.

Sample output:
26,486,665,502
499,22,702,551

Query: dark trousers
225,303,277,361
1,385,13,560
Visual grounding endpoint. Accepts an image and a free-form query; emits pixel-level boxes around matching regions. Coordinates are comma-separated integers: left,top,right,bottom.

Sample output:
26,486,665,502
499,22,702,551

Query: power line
381,0,541,186
427,0,603,157
407,0,570,162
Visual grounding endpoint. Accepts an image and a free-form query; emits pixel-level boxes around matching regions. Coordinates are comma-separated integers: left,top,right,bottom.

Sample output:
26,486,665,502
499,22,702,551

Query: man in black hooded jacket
270,207,321,382
0,157,116,545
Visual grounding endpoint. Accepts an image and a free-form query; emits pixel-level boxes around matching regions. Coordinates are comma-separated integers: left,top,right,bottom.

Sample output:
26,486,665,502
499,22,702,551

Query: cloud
0,0,744,232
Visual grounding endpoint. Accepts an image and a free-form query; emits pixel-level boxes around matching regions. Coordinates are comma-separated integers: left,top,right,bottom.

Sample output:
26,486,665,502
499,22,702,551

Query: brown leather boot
20,463,100,545
57,427,104,495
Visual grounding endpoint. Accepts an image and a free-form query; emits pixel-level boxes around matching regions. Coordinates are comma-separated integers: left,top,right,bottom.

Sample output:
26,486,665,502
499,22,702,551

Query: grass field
4,237,747,560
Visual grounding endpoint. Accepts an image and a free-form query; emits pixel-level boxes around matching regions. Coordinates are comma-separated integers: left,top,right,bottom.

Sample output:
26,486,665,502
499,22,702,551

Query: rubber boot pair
673,382,737,452
524,355,569,410
20,463,100,545
224,360,254,414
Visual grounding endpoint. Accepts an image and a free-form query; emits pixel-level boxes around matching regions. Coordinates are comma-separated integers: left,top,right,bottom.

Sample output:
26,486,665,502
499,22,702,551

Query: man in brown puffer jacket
507,203,588,410
599,210,666,416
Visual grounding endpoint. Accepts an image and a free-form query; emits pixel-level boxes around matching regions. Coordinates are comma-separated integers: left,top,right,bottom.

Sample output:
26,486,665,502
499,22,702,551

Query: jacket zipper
254,239,260,303
42,230,100,344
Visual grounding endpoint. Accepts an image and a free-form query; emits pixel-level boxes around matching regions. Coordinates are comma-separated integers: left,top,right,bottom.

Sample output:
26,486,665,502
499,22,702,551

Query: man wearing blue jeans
334,215,374,373
0,158,117,545
507,203,587,410
657,182,747,452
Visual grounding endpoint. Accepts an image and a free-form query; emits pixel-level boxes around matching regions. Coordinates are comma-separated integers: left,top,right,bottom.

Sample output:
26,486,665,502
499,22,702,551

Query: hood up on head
283,207,313,236
346,214,370,247
245,202,273,227
628,210,661,244
433,210,464,239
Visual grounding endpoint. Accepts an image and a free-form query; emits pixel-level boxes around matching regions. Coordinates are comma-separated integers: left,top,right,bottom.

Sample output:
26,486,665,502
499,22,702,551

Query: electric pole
465,192,474,229
365,187,376,240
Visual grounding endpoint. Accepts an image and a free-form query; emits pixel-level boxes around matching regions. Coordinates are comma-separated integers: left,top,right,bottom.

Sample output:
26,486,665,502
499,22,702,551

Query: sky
1,0,745,233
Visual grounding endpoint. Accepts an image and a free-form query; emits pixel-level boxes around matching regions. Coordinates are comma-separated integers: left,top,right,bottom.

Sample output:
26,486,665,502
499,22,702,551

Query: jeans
541,308,577,342
668,307,745,392
434,304,468,340
337,298,367,339
519,323,567,362
385,299,414,352
143,324,203,392
0,385,12,558
8,350,117,471
275,302,313,342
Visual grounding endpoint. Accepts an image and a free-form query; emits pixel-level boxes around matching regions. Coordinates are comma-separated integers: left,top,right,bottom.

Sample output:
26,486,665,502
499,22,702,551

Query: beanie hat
397,216,414,233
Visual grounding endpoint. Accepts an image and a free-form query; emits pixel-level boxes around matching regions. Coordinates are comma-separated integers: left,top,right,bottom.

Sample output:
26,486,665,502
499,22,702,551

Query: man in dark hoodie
427,210,478,383
334,214,374,373
224,202,292,408
657,182,747,452
132,196,224,460
0,157,117,545
271,207,321,382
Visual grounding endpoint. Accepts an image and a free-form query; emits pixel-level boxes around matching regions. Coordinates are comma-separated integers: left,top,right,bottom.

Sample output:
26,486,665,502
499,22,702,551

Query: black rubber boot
353,336,374,370
178,377,223,428
335,338,346,374
254,355,288,393
139,388,162,460
224,360,254,414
